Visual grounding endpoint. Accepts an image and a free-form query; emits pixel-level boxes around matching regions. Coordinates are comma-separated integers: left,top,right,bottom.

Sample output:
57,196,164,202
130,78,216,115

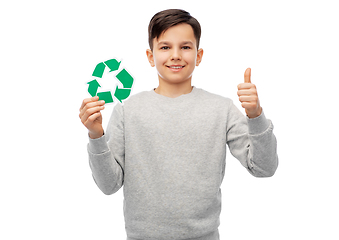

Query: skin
146,23,203,98
79,24,262,139
79,96,105,139
237,68,262,118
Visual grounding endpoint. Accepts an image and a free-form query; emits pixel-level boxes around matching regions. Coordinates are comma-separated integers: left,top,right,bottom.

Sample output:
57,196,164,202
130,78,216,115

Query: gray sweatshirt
87,86,278,240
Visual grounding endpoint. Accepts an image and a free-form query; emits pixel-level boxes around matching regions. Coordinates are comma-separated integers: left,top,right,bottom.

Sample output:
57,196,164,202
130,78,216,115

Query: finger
241,102,257,110
80,96,99,111
237,89,252,96
81,107,103,126
81,100,105,112
244,68,251,83
237,87,257,96
237,83,254,90
84,112,102,127
79,100,105,117
80,105,105,123
241,102,252,109
80,96,98,112
239,95,258,103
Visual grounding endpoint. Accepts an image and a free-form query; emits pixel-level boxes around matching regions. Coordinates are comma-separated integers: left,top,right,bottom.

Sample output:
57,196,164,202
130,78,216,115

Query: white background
1,0,338,239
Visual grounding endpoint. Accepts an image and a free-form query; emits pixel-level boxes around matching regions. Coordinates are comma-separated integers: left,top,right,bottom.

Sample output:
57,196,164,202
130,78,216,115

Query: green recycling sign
87,59,134,104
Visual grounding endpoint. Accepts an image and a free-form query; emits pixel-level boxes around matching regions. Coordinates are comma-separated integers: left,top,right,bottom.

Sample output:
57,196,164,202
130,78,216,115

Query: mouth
167,65,185,70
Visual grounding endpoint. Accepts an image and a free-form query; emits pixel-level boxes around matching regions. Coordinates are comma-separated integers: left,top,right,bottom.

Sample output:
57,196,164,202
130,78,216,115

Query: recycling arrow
104,59,121,72
116,69,133,88
87,58,134,104
87,80,101,97
97,91,113,103
92,62,105,78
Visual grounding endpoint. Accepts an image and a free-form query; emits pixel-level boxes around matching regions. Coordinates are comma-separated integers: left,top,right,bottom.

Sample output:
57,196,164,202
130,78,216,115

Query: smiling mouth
167,65,185,69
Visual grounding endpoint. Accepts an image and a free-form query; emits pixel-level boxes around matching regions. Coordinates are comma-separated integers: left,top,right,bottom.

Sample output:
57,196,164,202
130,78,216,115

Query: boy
79,9,278,240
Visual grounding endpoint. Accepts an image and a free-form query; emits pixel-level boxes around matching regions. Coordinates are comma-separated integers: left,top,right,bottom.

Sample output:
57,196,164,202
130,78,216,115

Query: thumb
244,68,251,83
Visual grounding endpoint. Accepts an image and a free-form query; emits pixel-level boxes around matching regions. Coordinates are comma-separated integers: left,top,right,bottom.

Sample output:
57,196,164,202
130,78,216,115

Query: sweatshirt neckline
150,86,197,101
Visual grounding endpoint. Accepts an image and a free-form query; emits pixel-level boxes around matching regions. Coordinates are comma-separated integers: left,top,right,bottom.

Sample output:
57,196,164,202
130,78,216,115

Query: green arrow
116,68,134,88
87,80,101,97
104,59,121,72
92,62,106,78
97,91,114,104
114,86,131,103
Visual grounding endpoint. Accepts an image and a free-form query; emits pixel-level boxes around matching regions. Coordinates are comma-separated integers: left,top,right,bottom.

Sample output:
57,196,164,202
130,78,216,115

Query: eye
182,46,191,50
160,46,169,50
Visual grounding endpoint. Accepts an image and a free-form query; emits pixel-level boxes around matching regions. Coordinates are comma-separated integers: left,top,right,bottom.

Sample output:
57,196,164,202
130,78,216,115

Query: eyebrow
157,41,170,45
182,41,194,45
158,41,194,45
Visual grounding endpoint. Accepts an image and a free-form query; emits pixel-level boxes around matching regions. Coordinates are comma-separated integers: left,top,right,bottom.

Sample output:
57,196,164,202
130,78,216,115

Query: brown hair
148,9,201,51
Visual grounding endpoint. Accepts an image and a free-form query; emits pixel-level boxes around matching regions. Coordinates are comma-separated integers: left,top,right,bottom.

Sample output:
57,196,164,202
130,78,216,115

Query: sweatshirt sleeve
226,100,278,177
87,103,125,194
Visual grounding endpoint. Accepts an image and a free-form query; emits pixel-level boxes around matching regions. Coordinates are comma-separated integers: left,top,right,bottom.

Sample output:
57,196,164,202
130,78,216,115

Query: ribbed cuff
247,110,270,135
88,134,109,154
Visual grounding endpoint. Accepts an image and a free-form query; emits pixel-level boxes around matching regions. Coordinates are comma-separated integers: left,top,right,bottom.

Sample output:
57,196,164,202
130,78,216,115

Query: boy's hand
79,96,105,139
237,68,262,118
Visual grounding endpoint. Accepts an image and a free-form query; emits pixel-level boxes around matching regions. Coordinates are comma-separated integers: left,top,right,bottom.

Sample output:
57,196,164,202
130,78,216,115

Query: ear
196,48,204,66
146,49,155,67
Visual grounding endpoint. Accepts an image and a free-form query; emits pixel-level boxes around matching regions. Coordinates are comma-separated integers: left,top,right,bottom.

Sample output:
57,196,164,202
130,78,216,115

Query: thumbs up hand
237,68,262,118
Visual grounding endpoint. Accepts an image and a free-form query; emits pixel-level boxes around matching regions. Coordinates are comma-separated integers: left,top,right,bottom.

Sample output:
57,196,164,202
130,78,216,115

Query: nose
171,47,181,61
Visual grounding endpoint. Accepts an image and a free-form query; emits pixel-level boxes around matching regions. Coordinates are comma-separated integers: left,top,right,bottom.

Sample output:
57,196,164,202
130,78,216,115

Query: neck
154,79,193,98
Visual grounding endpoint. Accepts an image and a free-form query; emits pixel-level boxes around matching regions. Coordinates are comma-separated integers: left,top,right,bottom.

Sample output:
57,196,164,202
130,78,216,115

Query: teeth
169,66,183,69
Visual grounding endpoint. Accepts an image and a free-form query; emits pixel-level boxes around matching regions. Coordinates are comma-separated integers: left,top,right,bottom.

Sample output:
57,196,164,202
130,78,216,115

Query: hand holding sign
79,96,105,139
79,58,135,139
237,68,262,118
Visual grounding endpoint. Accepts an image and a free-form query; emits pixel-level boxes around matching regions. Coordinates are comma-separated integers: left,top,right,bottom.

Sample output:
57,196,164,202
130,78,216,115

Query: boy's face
146,24,203,86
